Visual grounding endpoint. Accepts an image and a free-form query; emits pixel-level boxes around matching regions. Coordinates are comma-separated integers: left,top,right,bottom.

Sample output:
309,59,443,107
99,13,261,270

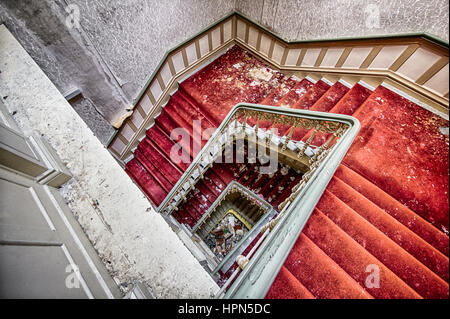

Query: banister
155,101,359,298
224,111,360,299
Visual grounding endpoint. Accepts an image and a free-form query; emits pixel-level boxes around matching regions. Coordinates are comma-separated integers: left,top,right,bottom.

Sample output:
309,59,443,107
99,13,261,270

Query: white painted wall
0,25,219,298
236,0,449,42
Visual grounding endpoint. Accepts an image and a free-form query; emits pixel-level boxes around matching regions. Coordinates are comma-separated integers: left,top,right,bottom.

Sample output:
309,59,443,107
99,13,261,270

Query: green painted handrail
223,109,360,299
158,103,358,214
157,102,360,298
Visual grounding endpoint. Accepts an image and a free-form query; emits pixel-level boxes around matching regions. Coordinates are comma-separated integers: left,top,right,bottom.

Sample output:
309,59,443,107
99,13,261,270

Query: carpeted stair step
176,86,219,130
309,81,350,113
144,125,190,171
125,159,168,206
238,163,257,185
266,169,293,203
153,108,197,160
243,167,261,188
328,83,372,115
303,209,422,299
259,170,283,199
291,80,330,110
252,172,271,193
275,78,314,108
265,266,315,299
195,180,218,206
334,164,449,256
260,76,302,106
327,176,449,282
137,139,183,185
189,188,212,213
170,91,216,146
316,190,449,299
272,174,303,209
180,202,202,227
179,45,285,126
347,86,449,233
162,100,206,160
290,81,350,141
205,169,227,193
283,233,373,299
134,148,173,193
211,164,235,185
300,83,372,147
343,118,449,233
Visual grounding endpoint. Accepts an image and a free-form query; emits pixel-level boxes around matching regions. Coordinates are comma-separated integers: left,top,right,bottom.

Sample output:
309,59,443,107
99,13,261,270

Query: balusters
159,106,350,220
255,114,260,134
242,110,248,134
309,126,344,164
298,126,318,157
266,117,279,147
281,119,297,151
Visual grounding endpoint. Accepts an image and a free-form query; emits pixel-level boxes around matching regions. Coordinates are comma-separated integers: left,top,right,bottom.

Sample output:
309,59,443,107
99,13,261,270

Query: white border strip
338,78,353,88
305,75,317,84
358,80,376,92
321,77,335,86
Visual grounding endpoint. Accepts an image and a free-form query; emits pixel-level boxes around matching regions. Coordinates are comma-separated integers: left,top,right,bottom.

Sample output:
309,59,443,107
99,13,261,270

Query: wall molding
108,11,449,163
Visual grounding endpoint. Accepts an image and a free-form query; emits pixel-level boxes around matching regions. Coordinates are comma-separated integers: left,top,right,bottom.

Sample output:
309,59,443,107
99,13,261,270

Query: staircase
125,45,449,299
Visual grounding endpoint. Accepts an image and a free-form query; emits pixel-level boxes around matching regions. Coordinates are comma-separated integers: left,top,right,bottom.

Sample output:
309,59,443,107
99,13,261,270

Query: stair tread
137,139,183,185
134,148,173,193
284,233,373,299
335,164,449,256
327,176,449,282
179,45,285,126
125,159,167,206
316,190,449,299
291,80,330,110
260,76,301,105
344,117,449,233
272,174,303,209
275,78,313,108
300,83,372,147
291,81,350,141
265,266,315,299
309,81,350,112
347,86,449,233
304,208,422,299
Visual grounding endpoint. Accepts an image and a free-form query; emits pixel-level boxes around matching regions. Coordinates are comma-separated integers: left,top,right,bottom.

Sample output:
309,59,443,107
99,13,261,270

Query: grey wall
236,0,449,42
1,0,448,144
0,0,234,144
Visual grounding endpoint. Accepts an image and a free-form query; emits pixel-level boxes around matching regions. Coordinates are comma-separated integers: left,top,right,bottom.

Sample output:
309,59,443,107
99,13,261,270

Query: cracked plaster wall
236,0,449,42
0,0,235,143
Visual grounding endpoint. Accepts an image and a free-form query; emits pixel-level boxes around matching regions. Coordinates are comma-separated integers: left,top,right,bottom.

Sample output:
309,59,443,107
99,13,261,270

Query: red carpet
125,45,449,299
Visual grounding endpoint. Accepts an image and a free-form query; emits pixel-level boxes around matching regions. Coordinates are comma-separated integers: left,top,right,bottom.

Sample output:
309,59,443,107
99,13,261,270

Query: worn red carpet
125,45,449,299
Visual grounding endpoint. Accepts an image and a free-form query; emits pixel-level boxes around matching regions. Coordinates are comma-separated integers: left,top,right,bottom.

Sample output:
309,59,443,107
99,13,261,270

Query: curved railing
157,102,360,298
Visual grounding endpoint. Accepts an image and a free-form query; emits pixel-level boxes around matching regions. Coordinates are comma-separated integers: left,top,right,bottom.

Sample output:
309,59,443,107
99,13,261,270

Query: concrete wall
236,0,449,42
